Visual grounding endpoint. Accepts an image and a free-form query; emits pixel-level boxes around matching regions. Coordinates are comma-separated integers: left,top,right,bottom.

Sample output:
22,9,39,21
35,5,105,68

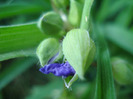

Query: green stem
80,0,94,30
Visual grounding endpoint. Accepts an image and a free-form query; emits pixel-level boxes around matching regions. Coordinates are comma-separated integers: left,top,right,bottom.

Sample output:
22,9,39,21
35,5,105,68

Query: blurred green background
0,0,133,99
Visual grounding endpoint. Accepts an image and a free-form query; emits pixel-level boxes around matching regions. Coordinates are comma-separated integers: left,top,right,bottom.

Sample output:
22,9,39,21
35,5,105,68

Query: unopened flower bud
38,12,64,37
36,38,59,66
111,57,133,85
68,0,83,27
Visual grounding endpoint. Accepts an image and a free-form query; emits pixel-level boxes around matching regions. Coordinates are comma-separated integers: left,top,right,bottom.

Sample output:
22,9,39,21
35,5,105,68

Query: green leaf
0,23,46,61
115,6,133,27
36,38,60,66
0,48,35,61
63,29,95,80
26,80,63,99
94,24,116,99
97,0,133,22
0,3,51,19
103,24,133,55
38,11,64,37
0,57,37,90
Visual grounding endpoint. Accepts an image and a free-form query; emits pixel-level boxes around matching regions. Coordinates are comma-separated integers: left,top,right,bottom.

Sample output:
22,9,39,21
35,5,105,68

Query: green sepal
36,38,60,66
111,57,133,85
68,0,83,27
63,29,95,80
63,74,78,88
38,11,64,36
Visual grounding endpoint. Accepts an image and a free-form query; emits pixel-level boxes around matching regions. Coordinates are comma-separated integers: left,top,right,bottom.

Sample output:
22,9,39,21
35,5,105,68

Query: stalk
80,0,94,30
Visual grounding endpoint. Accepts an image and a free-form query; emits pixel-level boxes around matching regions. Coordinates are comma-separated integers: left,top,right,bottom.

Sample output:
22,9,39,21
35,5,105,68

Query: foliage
0,0,133,99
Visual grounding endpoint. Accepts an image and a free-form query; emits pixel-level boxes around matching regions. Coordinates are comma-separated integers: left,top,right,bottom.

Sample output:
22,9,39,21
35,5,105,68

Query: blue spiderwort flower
36,38,78,88
39,62,75,78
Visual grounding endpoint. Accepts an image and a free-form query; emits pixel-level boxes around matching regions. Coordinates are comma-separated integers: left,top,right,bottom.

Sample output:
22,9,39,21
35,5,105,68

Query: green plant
0,0,133,99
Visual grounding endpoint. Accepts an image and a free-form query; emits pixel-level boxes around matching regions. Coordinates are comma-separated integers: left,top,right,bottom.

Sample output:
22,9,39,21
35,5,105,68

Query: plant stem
80,0,94,30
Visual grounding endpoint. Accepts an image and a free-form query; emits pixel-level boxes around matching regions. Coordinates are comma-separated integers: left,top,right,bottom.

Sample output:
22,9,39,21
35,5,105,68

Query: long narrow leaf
97,0,133,22
0,23,47,61
0,3,51,19
115,6,133,27
94,24,116,99
103,24,133,55
0,48,35,61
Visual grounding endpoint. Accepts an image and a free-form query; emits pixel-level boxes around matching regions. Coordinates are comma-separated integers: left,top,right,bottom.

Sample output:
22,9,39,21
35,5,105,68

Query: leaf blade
94,24,116,99
0,23,47,61
0,3,51,19
103,24,133,55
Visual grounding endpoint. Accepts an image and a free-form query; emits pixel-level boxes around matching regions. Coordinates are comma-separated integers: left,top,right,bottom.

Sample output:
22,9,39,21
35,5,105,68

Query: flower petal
39,62,75,78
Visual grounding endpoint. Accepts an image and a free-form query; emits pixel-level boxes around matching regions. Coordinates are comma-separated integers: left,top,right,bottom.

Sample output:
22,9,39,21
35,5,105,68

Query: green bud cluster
36,0,95,87
111,57,133,85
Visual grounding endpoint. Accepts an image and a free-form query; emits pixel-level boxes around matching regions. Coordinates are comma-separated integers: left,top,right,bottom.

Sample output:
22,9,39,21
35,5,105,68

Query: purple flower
39,62,75,78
